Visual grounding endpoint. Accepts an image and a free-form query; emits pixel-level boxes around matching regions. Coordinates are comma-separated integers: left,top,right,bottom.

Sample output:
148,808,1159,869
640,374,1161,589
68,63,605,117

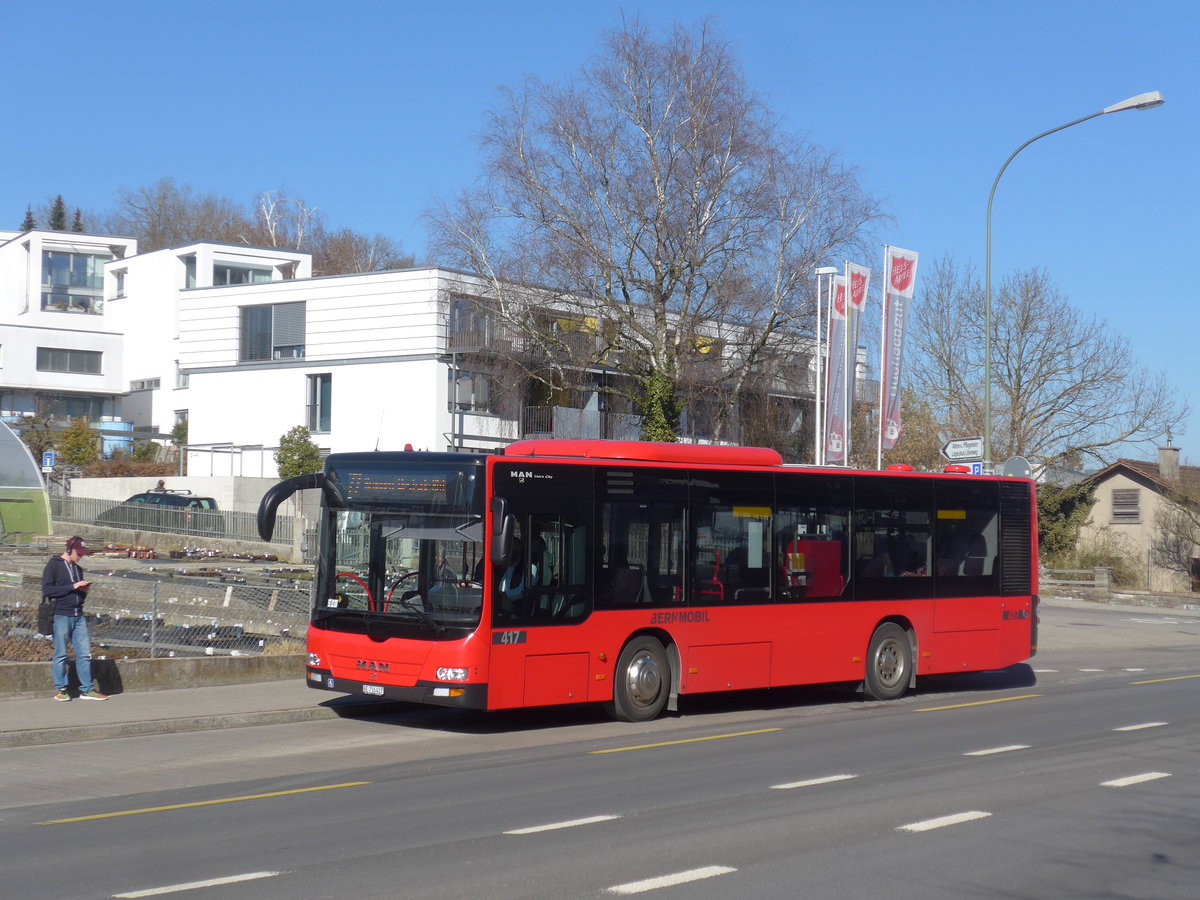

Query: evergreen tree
58,417,100,465
274,425,323,478
48,195,67,231
71,209,85,232
20,205,36,231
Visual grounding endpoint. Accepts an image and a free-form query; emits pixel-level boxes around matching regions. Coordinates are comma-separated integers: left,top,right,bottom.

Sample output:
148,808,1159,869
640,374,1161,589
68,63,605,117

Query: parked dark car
96,490,224,536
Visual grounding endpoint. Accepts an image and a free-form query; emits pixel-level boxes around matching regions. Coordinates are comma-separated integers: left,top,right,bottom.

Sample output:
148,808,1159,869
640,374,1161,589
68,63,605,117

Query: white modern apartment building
0,228,137,424
105,241,311,440
174,267,523,475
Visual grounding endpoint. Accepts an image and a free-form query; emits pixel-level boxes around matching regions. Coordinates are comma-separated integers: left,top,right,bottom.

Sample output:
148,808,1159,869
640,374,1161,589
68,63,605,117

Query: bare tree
102,180,414,276
907,257,1188,469
312,227,413,276
248,190,321,250
105,177,249,250
427,19,881,442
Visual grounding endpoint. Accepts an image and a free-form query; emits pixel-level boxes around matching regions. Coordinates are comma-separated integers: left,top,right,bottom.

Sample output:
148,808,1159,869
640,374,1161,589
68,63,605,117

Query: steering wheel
385,571,422,611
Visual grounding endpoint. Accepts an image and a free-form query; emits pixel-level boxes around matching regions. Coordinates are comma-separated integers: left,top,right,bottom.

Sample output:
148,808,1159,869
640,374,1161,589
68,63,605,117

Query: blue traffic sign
42,450,56,468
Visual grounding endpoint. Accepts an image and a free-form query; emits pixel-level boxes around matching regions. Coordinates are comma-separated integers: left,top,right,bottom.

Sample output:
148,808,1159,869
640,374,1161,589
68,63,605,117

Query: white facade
0,229,137,423
104,241,311,437
175,267,512,475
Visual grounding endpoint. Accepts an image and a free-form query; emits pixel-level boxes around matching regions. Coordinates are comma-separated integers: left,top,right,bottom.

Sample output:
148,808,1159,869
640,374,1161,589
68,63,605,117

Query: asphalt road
2,597,1198,900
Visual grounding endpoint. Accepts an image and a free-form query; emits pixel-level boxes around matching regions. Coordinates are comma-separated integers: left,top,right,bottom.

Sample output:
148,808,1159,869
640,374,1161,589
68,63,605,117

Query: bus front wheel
863,623,912,701
607,636,670,722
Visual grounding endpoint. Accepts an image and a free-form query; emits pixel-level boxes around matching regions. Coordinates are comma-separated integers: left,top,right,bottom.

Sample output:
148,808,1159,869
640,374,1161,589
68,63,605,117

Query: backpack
37,597,55,636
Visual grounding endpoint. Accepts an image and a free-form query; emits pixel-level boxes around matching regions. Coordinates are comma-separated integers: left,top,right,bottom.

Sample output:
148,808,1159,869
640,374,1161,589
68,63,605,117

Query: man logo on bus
357,660,390,673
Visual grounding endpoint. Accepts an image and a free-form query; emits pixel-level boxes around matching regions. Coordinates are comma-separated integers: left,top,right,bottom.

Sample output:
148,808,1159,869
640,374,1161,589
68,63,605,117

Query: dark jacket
41,556,87,617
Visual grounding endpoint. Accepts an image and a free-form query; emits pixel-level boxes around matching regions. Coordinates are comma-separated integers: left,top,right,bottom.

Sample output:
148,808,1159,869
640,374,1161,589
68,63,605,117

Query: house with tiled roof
1077,446,1200,593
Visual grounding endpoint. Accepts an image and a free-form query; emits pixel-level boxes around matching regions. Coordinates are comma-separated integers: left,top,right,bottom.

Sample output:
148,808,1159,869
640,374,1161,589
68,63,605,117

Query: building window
240,302,306,361
41,250,110,314
215,264,272,286
36,347,102,375
175,362,189,389
450,369,493,413
1111,488,1140,524
129,377,161,391
183,255,197,289
307,374,331,433
114,269,127,298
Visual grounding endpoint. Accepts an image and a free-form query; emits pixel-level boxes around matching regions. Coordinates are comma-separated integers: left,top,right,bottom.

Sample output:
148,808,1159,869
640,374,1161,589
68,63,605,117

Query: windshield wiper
386,596,446,635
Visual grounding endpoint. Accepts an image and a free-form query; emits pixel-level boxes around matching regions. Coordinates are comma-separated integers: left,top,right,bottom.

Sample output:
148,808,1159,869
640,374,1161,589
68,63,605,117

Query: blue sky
5,0,1196,463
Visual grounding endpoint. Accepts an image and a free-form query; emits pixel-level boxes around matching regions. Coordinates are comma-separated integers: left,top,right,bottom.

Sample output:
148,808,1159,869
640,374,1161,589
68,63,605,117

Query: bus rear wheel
863,623,912,701
607,636,670,722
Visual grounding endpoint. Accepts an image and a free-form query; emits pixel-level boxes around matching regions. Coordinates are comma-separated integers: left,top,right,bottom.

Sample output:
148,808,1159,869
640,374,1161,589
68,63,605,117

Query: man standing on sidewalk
41,536,108,701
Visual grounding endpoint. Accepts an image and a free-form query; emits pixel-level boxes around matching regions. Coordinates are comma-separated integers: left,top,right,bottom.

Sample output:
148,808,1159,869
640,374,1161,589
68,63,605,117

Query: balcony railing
521,406,641,441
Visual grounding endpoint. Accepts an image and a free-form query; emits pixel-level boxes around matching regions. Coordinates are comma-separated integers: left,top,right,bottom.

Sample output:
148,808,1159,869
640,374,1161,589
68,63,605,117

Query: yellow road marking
36,781,371,825
915,694,1041,712
1130,673,1200,685
590,728,781,754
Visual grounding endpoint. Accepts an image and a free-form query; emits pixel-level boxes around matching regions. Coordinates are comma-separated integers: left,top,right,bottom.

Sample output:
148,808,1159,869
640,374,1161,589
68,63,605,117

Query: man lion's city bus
257,440,1037,722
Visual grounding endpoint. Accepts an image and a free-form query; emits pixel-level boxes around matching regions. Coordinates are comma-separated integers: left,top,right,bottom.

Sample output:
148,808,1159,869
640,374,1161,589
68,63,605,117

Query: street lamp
813,265,839,465
982,91,1164,473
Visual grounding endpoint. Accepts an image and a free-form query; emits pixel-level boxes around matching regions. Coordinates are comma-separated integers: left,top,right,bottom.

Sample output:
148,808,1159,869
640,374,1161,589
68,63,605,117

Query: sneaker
53,689,70,702
78,689,109,701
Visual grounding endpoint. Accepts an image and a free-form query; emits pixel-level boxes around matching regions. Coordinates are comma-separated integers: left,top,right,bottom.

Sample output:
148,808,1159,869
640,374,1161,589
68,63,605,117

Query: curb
0,699,413,749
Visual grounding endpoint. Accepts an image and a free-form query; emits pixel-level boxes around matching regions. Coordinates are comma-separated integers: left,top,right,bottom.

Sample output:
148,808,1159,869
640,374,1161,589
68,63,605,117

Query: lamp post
982,91,1164,473
813,265,839,465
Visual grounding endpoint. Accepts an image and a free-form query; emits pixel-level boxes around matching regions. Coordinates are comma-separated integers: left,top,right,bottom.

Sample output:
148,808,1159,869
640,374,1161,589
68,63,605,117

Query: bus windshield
315,504,485,639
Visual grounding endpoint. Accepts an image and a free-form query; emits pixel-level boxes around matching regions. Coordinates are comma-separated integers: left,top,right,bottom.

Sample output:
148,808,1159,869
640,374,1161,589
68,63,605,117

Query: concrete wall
67,476,288,514
0,653,304,698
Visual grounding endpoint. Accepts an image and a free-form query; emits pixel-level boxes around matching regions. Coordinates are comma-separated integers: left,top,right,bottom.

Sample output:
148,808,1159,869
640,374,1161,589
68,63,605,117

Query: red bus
257,440,1037,721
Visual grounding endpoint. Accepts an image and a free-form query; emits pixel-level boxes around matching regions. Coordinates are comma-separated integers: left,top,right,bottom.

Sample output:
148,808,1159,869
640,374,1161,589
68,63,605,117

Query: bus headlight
436,667,468,682
308,652,322,667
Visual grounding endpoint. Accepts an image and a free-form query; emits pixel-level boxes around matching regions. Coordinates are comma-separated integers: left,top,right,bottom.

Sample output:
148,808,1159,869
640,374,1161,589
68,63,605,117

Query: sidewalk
0,679,399,749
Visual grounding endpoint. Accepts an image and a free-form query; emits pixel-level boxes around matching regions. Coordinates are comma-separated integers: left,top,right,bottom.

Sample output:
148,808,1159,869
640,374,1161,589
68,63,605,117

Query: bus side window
775,475,851,601
935,481,1000,597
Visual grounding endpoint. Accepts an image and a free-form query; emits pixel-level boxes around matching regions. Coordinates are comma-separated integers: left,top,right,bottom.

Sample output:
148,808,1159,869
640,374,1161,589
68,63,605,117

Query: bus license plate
362,684,384,696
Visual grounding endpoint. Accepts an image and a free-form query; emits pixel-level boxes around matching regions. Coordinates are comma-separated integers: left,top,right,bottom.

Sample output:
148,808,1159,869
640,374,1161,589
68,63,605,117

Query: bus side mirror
490,498,514,567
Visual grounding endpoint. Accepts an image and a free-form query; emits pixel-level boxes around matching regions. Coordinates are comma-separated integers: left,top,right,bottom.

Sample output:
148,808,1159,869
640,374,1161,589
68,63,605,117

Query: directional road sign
940,437,983,461
42,450,56,468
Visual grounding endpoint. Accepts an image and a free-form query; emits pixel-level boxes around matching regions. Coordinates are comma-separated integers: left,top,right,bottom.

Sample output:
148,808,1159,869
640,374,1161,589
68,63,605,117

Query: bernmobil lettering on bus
258,439,1037,723
649,610,712,625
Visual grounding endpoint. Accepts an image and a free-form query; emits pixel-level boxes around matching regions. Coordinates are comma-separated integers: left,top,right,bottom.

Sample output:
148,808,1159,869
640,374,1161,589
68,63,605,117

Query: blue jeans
52,614,93,693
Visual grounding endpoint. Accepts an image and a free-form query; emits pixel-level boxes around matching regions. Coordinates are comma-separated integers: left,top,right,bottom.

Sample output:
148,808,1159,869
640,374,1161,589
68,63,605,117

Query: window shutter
272,302,306,348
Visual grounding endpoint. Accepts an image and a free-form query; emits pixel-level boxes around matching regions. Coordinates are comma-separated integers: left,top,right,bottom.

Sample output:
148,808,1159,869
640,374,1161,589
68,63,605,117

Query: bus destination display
337,463,476,506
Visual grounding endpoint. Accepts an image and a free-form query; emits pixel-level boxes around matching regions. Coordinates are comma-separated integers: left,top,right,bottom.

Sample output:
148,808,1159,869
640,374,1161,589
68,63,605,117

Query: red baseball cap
66,536,90,556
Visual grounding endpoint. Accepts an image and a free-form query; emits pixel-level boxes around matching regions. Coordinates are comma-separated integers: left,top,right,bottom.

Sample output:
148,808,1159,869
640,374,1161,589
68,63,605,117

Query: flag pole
877,245,889,470
814,269,824,466
842,260,851,466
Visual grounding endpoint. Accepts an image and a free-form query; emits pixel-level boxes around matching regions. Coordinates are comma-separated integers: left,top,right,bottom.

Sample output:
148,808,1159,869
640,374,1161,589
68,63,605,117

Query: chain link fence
0,566,310,663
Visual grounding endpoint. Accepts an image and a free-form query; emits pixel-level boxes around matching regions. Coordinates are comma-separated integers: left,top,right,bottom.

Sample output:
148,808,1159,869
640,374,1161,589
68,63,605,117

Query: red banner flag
880,247,919,451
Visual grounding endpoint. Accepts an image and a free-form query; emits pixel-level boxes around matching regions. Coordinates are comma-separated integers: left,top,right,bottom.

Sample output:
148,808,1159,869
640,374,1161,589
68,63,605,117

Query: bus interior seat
961,536,989,576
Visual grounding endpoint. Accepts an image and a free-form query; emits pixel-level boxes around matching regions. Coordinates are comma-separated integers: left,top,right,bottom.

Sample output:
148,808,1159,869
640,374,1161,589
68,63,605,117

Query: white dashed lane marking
505,814,619,835
114,872,281,898
1101,772,1171,788
897,811,992,833
964,744,1030,756
607,866,737,895
770,774,858,790
1114,722,1166,732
